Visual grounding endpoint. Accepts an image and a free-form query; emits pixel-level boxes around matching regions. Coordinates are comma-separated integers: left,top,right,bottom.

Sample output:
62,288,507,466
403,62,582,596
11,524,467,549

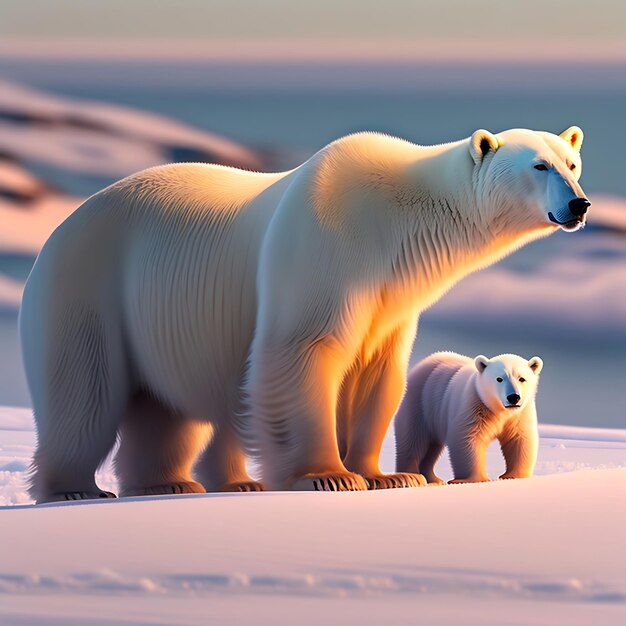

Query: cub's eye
496,377,503,383
534,163,548,171
569,163,576,171
519,377,526,383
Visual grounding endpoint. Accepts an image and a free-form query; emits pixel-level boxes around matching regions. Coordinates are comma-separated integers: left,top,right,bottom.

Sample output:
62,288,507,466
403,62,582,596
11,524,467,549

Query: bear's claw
291,472,368,492
220,480,264,493
365,472,427,490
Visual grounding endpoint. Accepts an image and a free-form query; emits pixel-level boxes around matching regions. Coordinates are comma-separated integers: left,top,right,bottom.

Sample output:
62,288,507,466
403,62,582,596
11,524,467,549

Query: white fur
20,127,586,501
395,352,543,483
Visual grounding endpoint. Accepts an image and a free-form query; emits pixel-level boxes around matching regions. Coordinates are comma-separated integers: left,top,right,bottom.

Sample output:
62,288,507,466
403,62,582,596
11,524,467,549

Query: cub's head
473,354,543,415
469,126,589,233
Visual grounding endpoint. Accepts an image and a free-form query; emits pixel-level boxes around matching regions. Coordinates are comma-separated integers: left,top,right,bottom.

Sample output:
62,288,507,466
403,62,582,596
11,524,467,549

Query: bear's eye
569,163,576,171
534,163,548,171
496,377,503,383
519,377,526,383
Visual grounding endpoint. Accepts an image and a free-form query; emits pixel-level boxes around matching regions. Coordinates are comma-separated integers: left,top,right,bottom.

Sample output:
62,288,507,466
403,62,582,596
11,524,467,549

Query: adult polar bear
20,127,589,502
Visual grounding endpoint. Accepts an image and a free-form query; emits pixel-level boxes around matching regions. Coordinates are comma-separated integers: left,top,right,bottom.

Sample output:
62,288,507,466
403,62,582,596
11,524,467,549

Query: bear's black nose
568,198,591,217
507,393,521,405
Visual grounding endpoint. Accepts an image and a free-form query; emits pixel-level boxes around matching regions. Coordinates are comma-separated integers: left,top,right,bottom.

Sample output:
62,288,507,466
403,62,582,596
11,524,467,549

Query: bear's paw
365,472,426,490
122,481,206,497
37,490,117,504
448,476,490,485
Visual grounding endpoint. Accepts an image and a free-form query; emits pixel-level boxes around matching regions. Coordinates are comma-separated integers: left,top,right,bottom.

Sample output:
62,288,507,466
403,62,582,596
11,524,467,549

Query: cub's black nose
507,393,520,405
568,198,591,217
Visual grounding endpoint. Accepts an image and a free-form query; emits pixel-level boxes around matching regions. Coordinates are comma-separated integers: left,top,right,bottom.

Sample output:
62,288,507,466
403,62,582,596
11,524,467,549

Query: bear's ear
470,130,499,165
559,126,584,153
474,355,490,373
528,356,543,374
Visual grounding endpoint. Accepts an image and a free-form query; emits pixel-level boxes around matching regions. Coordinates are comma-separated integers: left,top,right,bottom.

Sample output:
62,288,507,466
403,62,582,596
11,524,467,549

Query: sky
1,0,625,61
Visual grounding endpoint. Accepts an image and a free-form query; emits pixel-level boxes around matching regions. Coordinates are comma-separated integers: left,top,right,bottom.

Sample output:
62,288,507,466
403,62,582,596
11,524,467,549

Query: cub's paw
219,480,264,493
123,481,206,497
365,472,427,490
425,476,446,486
291,471,368,492
39,490,117,504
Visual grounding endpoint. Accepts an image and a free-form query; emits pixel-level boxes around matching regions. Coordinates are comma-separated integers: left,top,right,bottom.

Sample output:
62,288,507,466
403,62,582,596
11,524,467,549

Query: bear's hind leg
419,442,446,485
194,423,263,492
115,392,211,497
26,309,129,504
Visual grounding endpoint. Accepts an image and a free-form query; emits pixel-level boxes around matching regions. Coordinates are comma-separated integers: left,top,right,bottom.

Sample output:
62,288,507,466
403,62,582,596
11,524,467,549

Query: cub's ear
528,356,543,374
470,129,499,165
559,126,584,153
474,355,490,373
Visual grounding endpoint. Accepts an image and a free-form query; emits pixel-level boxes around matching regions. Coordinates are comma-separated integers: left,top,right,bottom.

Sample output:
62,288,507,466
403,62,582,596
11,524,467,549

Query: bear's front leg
248,336,367,492
342,324,426,490
498,418,539,480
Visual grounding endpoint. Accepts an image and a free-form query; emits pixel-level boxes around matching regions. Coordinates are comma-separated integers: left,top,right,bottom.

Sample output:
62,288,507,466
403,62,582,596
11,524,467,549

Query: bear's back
408,352,470,436
100,162,289,224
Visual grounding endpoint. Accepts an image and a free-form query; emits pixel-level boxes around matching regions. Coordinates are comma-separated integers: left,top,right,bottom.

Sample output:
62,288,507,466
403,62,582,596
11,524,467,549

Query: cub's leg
418,442,446,485
447,431,490,484
248,336,367,492
498,418,539,479
195,423,263,492
343,324,426,490
393,392,423,474
26,308,129,504
115,392,210,496
394,381,445,485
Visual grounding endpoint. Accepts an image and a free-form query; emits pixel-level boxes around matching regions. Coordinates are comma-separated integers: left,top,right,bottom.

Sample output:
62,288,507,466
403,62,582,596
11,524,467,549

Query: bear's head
473,353,543,415
469,126,589,233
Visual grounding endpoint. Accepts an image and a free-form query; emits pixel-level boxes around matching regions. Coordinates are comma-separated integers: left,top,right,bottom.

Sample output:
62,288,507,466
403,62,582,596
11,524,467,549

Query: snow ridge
0,568,624,604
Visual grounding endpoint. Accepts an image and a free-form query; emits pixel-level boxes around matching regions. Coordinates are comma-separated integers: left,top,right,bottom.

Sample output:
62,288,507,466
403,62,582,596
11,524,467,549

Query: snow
0,190,79,257
0,159,46,198
0,407,625,624
0,79,263,177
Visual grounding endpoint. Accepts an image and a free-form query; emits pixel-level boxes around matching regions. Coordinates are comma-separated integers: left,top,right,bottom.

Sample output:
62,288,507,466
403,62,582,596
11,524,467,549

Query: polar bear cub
395,352,542,484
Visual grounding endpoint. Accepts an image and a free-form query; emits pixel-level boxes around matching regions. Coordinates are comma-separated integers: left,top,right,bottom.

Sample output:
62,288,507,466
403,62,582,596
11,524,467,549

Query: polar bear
20,126,588,502
395,352,543,484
